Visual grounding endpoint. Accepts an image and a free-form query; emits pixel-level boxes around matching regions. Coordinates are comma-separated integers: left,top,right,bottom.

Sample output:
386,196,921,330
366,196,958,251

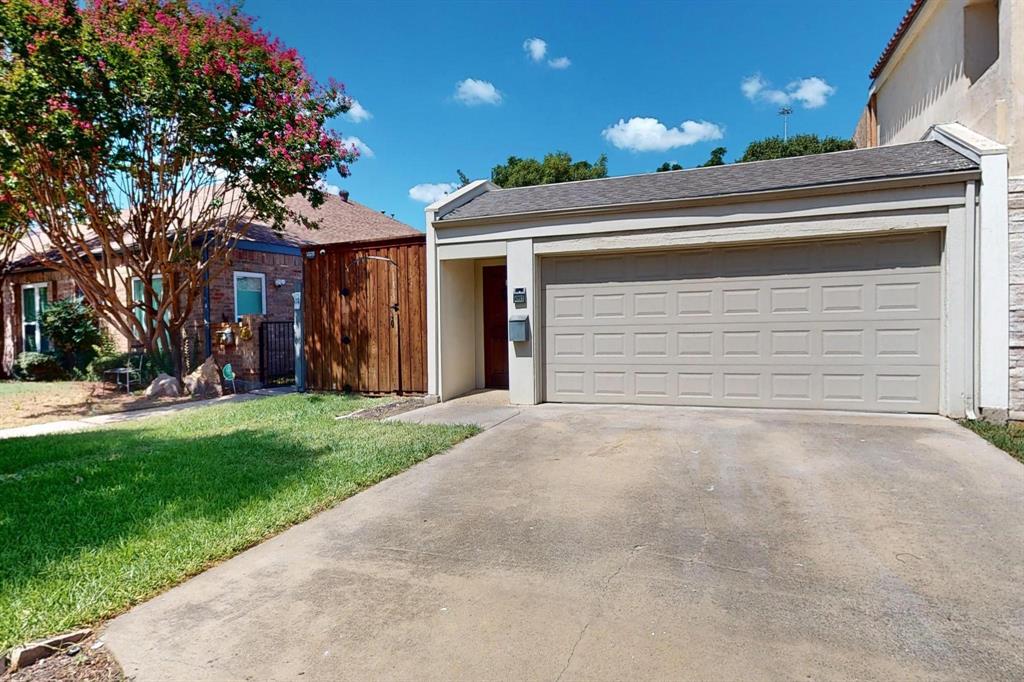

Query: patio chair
104,346,145,394
222,363,237,394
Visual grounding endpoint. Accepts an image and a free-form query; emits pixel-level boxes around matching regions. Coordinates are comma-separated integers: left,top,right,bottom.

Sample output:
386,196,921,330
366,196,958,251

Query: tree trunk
0,274,6,379
168,332,185,383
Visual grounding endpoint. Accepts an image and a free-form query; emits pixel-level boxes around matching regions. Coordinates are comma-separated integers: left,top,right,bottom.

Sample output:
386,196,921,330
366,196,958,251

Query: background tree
699,146,727,167
456,169,472,187
739,134,855,163
656,146,727,173
0,0,357,379
491,152,608,188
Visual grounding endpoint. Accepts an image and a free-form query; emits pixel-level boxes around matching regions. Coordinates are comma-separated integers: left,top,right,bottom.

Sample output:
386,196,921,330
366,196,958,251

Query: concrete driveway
104,399,1024,681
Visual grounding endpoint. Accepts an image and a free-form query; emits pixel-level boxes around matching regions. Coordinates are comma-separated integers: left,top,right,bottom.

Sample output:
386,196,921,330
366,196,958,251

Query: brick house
1,191,418,384
852,0,1022,419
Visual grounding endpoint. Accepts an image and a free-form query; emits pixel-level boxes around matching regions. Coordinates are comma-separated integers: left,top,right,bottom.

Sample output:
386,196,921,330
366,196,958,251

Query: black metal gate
259,320,295,386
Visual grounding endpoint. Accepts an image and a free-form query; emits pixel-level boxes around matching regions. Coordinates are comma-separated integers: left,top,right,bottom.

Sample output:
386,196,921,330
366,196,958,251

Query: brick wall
1,248,303,383
208,315,264,383
187,249,303,383
1,270,81,375
1009,177,1024,418
201,249,303,327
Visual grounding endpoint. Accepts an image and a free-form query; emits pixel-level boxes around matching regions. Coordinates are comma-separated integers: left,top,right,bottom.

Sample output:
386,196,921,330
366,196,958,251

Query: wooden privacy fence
303,235,427,394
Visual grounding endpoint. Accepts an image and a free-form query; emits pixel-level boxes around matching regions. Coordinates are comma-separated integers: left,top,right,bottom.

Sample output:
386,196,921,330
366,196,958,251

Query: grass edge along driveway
0,393,478,652
959,419,1024,464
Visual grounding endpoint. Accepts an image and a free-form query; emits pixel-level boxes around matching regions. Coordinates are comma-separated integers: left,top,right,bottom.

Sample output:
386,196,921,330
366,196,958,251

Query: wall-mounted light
274,278,287,287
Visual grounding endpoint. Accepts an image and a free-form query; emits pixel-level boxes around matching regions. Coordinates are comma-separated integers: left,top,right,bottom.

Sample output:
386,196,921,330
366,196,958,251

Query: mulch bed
336,396,429,421
2,634,123,682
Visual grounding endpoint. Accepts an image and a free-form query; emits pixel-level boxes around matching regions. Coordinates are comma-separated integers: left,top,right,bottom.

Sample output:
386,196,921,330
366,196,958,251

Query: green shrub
14,352,65,381
85,342,167,387
40,298,103,371
86,352,131,381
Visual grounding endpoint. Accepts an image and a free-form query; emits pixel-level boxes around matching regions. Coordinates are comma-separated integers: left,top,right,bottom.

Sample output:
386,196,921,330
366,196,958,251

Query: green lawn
960,419,1024,464
0,382,58,398
0,393,478,651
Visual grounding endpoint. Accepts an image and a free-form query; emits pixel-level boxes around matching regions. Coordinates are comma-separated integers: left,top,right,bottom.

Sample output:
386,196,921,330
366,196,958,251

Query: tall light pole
779,106,793,142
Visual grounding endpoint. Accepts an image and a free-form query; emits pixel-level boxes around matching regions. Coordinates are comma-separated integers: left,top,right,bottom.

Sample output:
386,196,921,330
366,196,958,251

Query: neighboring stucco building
1,191,417,383
852,0,1022,417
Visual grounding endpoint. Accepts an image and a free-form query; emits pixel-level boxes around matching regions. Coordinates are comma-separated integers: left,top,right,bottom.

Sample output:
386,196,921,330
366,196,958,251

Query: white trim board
433,182,968,245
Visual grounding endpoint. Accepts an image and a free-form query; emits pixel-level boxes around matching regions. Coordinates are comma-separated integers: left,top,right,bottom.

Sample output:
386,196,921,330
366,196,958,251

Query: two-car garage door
543,232,941,413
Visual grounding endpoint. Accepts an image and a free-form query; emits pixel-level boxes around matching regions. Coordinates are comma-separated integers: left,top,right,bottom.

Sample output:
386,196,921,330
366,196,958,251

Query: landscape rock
183,356,223,399
6,629,91,672
145,373,181,399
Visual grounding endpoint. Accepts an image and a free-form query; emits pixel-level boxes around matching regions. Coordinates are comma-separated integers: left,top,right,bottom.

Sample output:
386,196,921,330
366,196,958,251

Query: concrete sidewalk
0,386,295,440
387,389,519,429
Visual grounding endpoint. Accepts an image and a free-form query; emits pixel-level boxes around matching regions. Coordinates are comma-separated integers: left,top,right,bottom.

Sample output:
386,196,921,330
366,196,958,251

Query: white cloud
341,135,375,158
741,73,835,109
315,179,341,195
409,182,457,203
345,99,372,123
740,74,765,100
602,117,724,152
523,37,547,62
787,77,836,109
454,78,503,106
523,37,570,69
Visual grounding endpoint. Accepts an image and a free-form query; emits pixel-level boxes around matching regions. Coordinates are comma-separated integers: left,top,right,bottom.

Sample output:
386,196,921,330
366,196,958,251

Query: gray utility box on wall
508,313,529,342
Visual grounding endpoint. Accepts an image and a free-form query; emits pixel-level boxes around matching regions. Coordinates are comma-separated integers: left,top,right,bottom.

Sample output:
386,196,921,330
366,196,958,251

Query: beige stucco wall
438,259,476,400
873,0,1022,175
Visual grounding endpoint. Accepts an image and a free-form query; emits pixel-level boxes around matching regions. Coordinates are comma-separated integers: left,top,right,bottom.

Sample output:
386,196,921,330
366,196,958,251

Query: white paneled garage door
542,232,941,413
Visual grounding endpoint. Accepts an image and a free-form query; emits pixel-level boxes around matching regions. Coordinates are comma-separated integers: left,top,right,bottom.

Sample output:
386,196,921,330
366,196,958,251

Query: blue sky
245,0,909,229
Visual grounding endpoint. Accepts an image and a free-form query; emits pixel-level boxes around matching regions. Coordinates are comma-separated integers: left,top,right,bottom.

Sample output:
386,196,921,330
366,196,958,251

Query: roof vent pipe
339,189,350,202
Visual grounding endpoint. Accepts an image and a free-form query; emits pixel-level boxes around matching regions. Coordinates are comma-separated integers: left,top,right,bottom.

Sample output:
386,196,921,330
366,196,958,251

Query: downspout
964,179,979,420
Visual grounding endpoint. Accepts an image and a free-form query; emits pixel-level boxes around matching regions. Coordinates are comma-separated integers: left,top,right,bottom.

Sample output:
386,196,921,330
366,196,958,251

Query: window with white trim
233,271,266,321
21,282,50,353
131,275,165,330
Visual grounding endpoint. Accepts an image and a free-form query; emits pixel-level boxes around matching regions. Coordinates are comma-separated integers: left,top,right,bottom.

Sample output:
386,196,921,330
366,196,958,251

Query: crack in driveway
554,544,645,681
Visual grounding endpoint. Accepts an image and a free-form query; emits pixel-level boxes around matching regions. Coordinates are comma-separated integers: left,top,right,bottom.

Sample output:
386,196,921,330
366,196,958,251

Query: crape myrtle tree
0,0,358,379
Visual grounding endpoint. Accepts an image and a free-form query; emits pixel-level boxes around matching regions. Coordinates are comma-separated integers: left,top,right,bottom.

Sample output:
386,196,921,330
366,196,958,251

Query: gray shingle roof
438,141,977,222
6,192,418,272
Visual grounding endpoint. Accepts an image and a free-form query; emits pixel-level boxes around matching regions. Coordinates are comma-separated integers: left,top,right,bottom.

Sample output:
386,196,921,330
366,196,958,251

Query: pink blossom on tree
0,0,359,378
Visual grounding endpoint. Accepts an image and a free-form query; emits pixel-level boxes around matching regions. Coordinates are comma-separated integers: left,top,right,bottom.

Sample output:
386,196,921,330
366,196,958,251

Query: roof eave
426,180,498,220
869,0,928,81
432,169,979,229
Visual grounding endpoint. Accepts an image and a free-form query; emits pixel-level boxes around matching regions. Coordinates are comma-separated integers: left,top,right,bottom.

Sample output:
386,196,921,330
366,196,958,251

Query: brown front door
482,265,509,389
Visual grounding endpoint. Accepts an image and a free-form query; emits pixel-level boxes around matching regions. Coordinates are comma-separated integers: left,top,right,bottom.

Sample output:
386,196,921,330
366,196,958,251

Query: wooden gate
303,235,427,394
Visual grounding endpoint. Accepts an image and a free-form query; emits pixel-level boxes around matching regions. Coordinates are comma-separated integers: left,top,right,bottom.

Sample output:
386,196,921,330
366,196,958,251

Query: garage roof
437,141,976,222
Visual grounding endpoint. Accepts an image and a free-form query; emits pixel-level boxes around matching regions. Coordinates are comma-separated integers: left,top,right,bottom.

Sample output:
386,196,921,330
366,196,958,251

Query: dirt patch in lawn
0,381,198,430
336,396,430,421
2,634,123,682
